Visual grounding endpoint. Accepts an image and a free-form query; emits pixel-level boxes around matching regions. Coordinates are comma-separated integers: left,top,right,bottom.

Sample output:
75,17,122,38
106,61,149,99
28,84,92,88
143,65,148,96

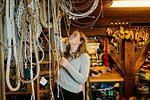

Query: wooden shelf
89,71,124,82
39,90,49,93
40,61,50,64
6,91,32,94
39,71,50,75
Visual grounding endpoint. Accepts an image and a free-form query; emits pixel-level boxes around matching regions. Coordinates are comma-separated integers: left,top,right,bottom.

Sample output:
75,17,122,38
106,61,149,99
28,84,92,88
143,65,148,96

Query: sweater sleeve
65,53,90,84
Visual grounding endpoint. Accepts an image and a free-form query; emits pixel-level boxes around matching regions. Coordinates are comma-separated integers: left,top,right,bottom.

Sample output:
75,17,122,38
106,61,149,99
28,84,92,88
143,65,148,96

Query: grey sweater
56,53,90,93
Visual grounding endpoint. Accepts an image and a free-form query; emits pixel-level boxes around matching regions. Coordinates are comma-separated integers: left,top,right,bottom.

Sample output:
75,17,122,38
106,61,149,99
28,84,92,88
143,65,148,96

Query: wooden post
124,40,136,98
123,77,136,99
124,40,135,77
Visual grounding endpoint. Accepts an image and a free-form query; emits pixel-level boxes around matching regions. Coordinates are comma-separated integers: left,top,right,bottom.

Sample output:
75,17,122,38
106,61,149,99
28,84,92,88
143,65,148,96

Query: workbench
88,71,124,100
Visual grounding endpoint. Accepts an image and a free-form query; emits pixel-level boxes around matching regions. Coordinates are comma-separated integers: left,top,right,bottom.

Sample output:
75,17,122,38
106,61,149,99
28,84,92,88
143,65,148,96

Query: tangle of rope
64,0,93,11
60,0,99,18
66,0,103,28
69,0,87,4
16,5,40,83
52,0,66,99
5,0,21,91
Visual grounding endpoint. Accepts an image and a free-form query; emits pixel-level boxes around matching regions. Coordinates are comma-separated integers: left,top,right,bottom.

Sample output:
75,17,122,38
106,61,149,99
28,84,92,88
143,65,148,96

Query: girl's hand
60,57,69,68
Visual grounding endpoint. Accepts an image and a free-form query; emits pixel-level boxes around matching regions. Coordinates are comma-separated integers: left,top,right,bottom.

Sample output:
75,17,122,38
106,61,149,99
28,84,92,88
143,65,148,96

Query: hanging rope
39,0,53,29
16,0,40,83
48,0,55,99
5,0,21,91
29,24,35,100
0,0,5,99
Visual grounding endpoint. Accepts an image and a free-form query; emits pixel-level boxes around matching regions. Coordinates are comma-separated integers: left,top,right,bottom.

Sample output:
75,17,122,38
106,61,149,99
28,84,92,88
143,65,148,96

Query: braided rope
47,0,54,99
42,0,47,22
29,24,35,100
16,0,24,33
0,0,5,99
16,0,40,83
39,0,53,29
5,0,21,91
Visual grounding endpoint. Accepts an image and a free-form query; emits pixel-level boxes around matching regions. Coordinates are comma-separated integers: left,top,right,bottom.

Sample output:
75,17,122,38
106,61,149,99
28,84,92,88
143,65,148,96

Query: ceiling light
110,0,150,7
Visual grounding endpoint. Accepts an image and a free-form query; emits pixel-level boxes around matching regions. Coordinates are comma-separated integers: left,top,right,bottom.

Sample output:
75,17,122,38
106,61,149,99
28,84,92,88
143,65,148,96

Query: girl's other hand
60,57,69,68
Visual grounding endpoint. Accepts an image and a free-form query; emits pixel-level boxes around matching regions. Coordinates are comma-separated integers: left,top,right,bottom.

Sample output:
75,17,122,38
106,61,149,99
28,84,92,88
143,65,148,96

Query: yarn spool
138,69,150,80
136,83,149,94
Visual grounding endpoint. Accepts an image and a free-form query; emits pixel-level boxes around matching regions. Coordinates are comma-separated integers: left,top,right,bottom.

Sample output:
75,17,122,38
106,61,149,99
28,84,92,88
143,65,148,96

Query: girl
54,30,90,100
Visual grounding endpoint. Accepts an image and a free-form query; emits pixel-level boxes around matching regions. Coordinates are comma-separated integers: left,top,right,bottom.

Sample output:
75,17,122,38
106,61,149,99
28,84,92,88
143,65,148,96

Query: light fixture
110,0,150,7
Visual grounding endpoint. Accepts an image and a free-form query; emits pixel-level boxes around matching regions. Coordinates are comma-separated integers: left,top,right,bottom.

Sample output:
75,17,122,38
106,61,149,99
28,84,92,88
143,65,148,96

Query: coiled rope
60,0,99,18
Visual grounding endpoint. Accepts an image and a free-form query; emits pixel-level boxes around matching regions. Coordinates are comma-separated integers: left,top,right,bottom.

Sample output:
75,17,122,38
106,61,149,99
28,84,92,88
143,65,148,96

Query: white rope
6,0,20,91
16,0,24,34
51,0,60,99
60,0,99,18
65,0,93,11
67,0,103,28
29,24,35,100
48,0,54,99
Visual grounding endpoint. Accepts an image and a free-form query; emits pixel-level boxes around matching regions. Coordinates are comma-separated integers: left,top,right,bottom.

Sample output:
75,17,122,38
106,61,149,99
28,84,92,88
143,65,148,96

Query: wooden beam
61,27,107,37
133,53,149,77
109,45,125,76
124,40,135,77
133,39,150,76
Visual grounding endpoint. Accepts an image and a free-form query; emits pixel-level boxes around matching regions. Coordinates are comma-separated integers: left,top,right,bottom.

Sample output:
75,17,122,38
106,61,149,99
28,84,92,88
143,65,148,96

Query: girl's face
68,30,81,45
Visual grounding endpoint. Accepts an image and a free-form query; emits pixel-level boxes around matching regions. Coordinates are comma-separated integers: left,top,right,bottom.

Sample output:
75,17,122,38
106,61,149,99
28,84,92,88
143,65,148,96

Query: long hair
64,30,88,59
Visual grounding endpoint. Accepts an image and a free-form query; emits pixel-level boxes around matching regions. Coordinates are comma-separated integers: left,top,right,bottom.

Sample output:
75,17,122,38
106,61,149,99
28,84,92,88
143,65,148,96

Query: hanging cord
51,0,60,99
58,9,66,100
29,24,35,100
16,4,40,83
48,0,54,99
5,0,21,91
29,0,45,64
16,0,24,34
52,0,65,99
0,0,5,99
39,0,53,29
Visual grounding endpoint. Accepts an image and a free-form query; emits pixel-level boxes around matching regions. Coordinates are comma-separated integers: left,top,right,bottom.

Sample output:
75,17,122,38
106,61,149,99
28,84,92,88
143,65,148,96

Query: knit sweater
56,52,90,93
